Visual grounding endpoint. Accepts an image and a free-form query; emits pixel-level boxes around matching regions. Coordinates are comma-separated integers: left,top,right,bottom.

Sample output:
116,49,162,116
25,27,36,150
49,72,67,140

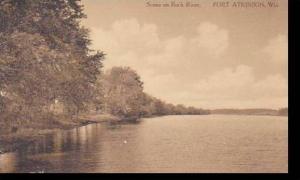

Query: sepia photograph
0,0,288,173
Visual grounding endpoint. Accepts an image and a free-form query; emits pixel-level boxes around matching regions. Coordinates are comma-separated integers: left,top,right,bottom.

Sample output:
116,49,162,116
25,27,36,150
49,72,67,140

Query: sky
80,0,288,109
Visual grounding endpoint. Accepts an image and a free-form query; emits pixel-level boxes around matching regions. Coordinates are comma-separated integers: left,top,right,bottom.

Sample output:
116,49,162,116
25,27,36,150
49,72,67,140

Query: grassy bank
0,114,120,154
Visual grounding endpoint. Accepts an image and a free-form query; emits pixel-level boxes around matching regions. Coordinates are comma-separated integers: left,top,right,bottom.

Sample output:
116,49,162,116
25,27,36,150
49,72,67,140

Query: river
0,115,288,173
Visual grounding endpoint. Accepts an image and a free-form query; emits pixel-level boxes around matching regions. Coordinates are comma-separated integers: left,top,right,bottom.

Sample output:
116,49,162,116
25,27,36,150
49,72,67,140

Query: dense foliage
0,0,104,132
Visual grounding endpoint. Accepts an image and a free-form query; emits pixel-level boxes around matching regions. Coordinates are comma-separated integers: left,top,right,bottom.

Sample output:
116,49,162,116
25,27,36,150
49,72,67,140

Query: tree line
211,108,288,116
0,0,209,134
100,67,210,119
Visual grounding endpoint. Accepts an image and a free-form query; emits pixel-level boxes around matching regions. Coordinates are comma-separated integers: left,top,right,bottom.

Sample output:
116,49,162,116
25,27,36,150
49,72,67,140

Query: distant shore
211,108,288,116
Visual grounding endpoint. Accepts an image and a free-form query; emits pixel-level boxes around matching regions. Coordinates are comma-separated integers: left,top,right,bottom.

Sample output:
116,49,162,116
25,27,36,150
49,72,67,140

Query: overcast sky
81,0,288,109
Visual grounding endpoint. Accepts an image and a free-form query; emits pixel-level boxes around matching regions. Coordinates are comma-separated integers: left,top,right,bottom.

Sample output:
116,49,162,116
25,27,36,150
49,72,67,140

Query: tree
102,67,144,118
278,107,288,116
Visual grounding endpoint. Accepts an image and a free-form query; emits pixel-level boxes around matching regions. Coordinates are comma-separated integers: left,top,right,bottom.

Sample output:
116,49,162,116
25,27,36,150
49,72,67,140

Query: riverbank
0,114,120,154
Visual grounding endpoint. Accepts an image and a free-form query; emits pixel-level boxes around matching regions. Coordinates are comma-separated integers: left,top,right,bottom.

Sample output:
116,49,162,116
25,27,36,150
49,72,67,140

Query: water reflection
0,153,18,172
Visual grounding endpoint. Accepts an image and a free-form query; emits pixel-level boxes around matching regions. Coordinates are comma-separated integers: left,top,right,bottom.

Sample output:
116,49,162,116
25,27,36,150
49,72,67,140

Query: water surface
0,115,288,173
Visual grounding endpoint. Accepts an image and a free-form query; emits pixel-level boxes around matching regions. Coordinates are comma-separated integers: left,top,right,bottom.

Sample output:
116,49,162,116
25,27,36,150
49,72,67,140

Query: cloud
89,18,287,109
136,65,288,109
90,18,229,71
143,65,287,109
195,65,255,99
90,18,161,57
263,34,288,64
194,22,229,57
195,65,287,99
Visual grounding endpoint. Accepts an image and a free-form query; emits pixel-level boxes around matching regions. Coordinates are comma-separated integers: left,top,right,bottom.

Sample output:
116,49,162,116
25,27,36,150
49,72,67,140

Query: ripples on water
0,115,288,173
